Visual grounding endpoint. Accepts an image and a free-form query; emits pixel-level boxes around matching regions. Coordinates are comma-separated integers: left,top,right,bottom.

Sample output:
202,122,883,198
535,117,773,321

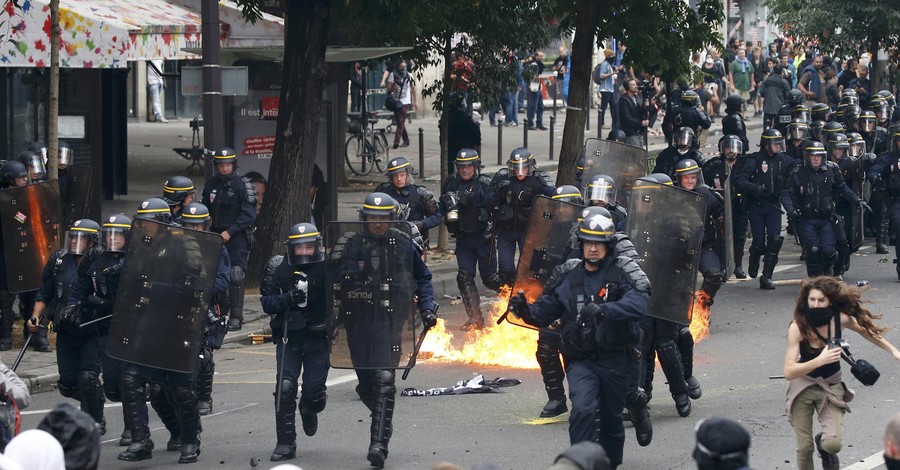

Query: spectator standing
762,61,790,128
147,59,167,123
798,55,826,105
701,56,724,117
618,78,647,148
780,51,797,88
526,52,547,131
729,48,755,103
387,59,417,149
553,47,568,106
837,58,858,93
750,46,767,117
596,49,617,130
849,64,872,109
449,51,475,116
350,62,363,113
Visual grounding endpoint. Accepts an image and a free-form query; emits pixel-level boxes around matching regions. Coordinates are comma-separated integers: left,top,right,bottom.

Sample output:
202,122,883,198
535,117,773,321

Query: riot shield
716,178,735,280
850,158,866,250
62,166,94,229
506,196,582,330
325,221,419,370
106,219,223,373
581,138,648,203
626,179,706,325
0,180,63,293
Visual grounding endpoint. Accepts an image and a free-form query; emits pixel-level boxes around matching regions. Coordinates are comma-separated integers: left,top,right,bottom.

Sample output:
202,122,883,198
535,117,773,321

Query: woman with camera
784,276,900,470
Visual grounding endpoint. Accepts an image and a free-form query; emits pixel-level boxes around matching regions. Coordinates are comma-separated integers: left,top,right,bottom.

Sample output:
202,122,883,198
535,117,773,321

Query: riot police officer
829,134,860,276
582,174,627,231
509,215,649,468
783,141,867,277
17,150,47,183
870,95,892,129
488,148,556,286
734,129,795,289
652,127,705,180
722,94,749,151
703,135,748,278
776,89,805,136
329,192,436,468
375,156,442,246
809,121,825,143
31,219,105,430
201,147,257,331
811,103,831,123
439,149,502,331
0,161,30,351
866,129,900,280
785,119,810,160
261,222,329,462
669,90,711,147
675,160,724,304
858,110,888,156
161,175,196,217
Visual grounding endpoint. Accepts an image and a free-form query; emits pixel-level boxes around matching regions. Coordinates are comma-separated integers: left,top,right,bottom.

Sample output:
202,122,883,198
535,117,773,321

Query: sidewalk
13,109,765,393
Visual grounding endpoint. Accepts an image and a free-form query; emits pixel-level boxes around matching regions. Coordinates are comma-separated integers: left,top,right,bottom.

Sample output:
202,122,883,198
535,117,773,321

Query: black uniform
374,181,442,245
833,157,859,274
721,112,749,151
439,172,501,328
194,246,231,416
260,256,329,457
669,105,712,148
774,104,795,136
652,148,705,181
692,186,725,299
862,128,891,246
866,149,900,278
201,172,257,327
515,256,649,467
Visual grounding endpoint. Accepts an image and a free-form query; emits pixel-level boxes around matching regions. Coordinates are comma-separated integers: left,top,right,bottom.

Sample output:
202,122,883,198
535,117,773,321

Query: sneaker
392,142,399,149
815,433,840,470
399,141,410,148
508,122,518,127
537,126,548,130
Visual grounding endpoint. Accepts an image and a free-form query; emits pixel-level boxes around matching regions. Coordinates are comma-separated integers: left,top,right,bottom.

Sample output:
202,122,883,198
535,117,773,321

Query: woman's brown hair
793,276,888,345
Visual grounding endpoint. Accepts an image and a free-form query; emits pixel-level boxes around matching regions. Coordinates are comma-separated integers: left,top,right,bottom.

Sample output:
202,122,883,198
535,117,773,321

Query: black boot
499,270,517,290
118,439,154,461
482,273,503,293
815,432,840,470
169,384,201,464
119,372,151,460
747,243,764,279
149,382,182,451
78,371,106,431
366,371,395,469
457,273,485,331
196,351,214,416
227,267,245,331
877,218,890,254
299,393,327,437
760,236,783,290
733,240,747,279
535,339,567,417
119,428,132,447
272,380,298,461
657,341,691,417
805,247,822,277
625,388,653,447
676,327,702,400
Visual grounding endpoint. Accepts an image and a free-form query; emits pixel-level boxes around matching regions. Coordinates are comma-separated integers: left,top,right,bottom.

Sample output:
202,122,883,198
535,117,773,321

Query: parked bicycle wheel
374,131,390,173
344,134,372,176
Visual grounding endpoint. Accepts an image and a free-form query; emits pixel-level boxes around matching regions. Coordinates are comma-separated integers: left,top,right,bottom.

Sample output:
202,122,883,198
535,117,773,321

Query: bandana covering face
805,306,835,328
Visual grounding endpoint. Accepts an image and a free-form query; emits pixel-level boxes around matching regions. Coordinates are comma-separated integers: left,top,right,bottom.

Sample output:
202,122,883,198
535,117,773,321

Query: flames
689,290,712,343
421,286,540,369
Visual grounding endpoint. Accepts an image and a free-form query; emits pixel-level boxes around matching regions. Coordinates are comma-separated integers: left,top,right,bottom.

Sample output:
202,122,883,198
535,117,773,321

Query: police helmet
787,119,809,141
674,127,696,149
577,215,615,243
135,197,173,224
810,103,831,122
808,120,825,142
681,90,701,107
359,192,397,221
648,173,674,185
583,174,617,205
578,205,612,222
869,95,890,122
575,155,587,185
787,89,805,106
65,218,101,256
508,147,535,177
552,185,584,205
180,203,211,231
17,150,46,182
0,160,29,188
675,159,704,188
606,129,626,143
719,135,743,158
822,121,845,137
844,103,861,123
454,148,481,170
27,141,48,165
285,222,325,266
759,128,785,153
101,214,132,253
840,90,859,106
826,133,849,161
803,141,827,169
847,132,866,157
386,156,413,177
877,89,896,107
835,103,847,122
792,105,810,123
58,140,73,167
725,94,744,111
211,147,237,176
162,175,196,206
858,110,877,133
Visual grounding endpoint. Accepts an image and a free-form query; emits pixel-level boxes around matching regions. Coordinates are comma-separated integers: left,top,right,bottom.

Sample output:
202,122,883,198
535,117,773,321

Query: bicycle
345,113,389,176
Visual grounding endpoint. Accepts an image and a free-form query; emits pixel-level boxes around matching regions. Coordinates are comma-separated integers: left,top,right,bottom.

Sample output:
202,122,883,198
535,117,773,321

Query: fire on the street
421,286,539,369
689,290,712,343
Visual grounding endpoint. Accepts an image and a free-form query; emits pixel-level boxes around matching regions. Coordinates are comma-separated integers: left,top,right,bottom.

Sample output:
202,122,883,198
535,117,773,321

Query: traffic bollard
497,119,503,165
418,127,425,178
549,116,555,160
598,110,602,139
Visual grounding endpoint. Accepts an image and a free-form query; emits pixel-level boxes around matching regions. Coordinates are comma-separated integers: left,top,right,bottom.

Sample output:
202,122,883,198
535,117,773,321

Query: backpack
592,62,605,85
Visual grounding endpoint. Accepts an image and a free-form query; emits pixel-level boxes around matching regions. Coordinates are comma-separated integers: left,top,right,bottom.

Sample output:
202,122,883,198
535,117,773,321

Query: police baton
12,315,44,372
402,303,439,380
78,314,113,328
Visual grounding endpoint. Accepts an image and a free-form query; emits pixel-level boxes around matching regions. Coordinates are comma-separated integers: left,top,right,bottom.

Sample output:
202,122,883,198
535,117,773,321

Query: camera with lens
638,80,656,100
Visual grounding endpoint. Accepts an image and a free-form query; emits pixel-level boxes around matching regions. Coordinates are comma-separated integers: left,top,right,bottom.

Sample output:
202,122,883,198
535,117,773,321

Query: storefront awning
0,0,284,68
180,46,413,64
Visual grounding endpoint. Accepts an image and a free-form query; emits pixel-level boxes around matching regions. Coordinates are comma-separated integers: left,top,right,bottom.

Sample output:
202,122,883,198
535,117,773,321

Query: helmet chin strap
584,256,604,266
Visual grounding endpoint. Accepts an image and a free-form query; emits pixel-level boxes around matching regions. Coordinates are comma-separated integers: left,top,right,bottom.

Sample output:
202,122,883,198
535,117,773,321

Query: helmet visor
829,146,847,161
674,129,693,148
58,146,74,166
65,230,95,255
287,239,325,265
102,227,130,253
508,160,532,177
861,119,876,133
720,138,743,157
805,150,826,168
182,219,209,231
584,182,616,204
767,137,786,153
793,110,810,123
24,154,46,181
848,141,865,157
788,124,808,140
874,106,889,121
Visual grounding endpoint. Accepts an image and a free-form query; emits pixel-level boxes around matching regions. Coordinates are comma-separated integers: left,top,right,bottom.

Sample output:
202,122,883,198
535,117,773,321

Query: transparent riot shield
505,196,582,329
0,180,63,293
718,178,735,279
325,221,419,370
850,158,866,250
106,219,223,373
62,166,94,229
627,179,707,325
581,138,648,203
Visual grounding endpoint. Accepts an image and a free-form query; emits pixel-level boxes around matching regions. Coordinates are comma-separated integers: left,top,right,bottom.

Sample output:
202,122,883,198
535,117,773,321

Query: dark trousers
57,333,103,390
748,203,783,248
99,331,124,402
599,91,616,129
496,229,526,274
275,333,329,398
566,355,630,467
455,233,497,282
527,90,544,128
798,217,837,256
889,201,900,259
394,104,410,145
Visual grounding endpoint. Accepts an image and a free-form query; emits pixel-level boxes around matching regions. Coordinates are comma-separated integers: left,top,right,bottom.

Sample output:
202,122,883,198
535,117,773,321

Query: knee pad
230,266,245,286
536,337,560,358
456,271,475,290
625,387,648,409
77,371,102,392
58,381,81,400
299,392,327,414
482,273,502,292
373,370,396,396
767,236,784,252
676,327,693,352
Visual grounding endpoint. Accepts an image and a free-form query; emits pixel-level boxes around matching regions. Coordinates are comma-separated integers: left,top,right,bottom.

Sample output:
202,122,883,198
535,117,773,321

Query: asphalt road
19,126,900,470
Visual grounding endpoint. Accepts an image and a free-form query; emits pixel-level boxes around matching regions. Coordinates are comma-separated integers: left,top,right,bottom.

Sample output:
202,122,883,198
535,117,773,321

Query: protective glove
288,289,306,307
87,295,109,309
789,209,801,219
604,283,625,303
578,303,605,326
421,310,437,329
60,303,79,323
102,263,123,277
508,292,530,318
859,200,873,214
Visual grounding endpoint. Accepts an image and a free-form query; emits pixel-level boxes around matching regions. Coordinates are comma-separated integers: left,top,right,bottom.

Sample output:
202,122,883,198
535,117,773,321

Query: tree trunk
555,0,600,186
247,0,331,287
47,0,59,180
436,32,453,252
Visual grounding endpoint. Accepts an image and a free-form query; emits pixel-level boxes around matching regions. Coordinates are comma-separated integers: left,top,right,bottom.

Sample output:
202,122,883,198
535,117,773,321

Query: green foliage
765,0,900,60
232,0,265,24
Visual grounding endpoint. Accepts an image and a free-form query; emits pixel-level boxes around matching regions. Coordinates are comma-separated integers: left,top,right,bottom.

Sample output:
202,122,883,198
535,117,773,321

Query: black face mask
805,306,835,327
886,454,900,470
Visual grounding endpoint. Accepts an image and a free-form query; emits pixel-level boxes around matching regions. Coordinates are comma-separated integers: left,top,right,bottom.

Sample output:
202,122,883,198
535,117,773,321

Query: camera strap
812,313,858,366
